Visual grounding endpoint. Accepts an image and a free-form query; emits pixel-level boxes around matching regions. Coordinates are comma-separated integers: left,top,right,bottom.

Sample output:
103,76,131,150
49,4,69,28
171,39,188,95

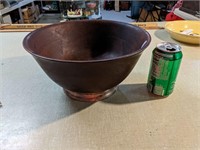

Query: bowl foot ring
64,87,117,102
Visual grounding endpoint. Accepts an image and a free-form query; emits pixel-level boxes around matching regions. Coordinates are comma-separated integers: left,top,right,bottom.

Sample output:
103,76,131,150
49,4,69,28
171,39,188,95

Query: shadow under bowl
23,20,151,102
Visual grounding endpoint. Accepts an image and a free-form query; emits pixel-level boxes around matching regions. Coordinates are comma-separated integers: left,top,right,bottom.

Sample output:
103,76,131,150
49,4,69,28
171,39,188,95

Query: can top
157,42,181,53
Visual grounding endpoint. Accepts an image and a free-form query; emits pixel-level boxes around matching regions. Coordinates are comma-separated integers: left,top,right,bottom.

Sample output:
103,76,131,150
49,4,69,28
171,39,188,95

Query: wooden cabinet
0,0,42,23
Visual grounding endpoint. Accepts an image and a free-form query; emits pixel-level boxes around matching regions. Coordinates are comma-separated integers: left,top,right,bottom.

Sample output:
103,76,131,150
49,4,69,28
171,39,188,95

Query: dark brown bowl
23,20,151,102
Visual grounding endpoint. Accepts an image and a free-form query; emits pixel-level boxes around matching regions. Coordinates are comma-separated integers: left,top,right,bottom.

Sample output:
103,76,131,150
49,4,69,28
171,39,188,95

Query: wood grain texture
0,22,164,32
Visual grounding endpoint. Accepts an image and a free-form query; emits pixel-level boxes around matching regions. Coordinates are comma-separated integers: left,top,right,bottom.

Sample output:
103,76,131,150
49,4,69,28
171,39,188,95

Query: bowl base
64,87,117,102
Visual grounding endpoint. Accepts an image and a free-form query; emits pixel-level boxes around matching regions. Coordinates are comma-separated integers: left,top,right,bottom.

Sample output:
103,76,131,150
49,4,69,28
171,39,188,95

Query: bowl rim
165,20,200,39
23,20,151,63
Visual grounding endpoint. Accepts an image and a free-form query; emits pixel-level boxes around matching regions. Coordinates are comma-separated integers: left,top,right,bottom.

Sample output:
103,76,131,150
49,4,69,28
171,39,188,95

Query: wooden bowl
23,20,151,102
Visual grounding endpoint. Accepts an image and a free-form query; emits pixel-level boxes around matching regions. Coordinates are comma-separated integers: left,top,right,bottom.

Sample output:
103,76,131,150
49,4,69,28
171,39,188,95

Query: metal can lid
157,42,181,53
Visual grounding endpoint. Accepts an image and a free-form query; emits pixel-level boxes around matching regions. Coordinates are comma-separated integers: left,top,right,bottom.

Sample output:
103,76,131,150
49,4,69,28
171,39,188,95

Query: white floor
37,9,135,24
100,9,135,23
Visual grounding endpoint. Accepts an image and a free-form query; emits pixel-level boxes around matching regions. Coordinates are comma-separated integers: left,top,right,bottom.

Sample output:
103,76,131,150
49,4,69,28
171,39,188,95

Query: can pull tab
166,44,176,51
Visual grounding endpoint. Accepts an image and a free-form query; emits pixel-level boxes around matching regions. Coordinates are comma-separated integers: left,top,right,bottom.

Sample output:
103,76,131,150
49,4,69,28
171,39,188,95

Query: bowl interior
165,21,200,34
23,20,150,61
165,21,200,44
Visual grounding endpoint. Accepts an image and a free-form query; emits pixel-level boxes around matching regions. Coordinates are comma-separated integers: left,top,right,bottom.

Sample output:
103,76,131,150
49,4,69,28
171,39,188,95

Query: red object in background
165,0,184,21
165,12,184,21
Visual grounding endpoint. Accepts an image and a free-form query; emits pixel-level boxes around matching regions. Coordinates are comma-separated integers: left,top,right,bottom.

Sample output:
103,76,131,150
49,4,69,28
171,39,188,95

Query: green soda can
147,42,182,96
